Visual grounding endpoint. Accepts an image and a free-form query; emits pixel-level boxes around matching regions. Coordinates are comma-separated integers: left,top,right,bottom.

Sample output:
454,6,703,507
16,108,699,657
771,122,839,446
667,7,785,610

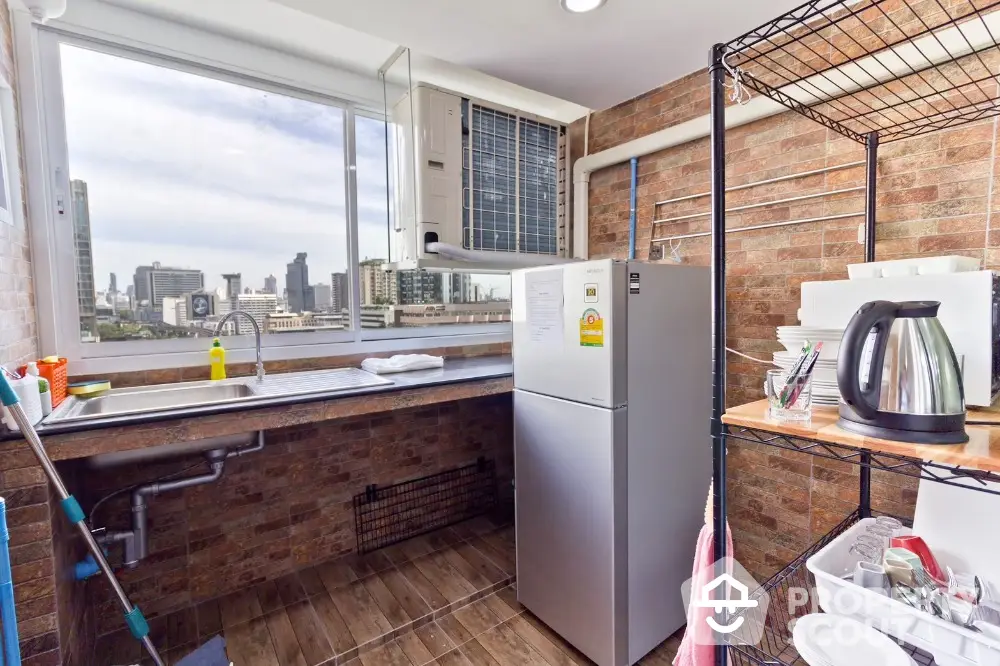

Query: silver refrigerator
512,259,710,666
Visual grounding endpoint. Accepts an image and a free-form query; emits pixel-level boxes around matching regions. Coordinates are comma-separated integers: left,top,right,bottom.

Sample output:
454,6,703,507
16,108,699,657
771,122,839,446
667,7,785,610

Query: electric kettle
837,300,968,444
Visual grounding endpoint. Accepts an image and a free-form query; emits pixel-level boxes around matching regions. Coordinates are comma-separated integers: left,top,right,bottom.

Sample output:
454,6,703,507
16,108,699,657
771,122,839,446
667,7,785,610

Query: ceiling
99,0,805,118
271,0,806,110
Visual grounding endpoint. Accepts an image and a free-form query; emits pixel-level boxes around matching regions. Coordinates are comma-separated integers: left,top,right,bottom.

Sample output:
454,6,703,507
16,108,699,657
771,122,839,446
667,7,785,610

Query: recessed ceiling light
560,0,607,13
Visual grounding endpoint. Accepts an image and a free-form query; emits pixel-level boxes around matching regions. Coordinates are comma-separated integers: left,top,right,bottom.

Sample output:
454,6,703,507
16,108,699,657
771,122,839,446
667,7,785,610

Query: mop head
175,635,230,666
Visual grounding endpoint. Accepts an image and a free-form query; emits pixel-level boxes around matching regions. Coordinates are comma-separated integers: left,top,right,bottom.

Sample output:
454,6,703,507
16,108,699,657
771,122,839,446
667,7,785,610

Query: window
57,43,350,344
32,29,513,370
357,115,511,329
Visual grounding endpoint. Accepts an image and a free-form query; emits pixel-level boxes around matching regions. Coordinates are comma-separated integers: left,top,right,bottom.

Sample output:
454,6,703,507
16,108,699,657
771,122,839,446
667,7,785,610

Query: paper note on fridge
525,269,564,346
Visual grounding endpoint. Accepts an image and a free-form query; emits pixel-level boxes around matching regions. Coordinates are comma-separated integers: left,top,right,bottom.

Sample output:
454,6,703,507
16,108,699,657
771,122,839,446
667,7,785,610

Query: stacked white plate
773,327,844,407
792,614,913,666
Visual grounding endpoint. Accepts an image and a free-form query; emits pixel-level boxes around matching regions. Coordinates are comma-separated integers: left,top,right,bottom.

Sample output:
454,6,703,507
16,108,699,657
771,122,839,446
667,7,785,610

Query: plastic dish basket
807,517,1000,666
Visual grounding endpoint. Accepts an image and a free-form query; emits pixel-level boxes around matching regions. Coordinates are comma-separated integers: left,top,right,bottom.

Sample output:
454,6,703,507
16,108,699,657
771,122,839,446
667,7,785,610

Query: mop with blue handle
0,373,165,666
0,497,19,666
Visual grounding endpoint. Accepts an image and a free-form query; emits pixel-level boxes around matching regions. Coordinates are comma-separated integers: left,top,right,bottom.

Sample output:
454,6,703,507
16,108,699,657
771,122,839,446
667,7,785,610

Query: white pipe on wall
571,97,785,258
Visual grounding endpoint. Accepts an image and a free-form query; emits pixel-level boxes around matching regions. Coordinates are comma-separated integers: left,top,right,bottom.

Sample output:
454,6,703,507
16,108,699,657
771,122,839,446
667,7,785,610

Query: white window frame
16,14,510,376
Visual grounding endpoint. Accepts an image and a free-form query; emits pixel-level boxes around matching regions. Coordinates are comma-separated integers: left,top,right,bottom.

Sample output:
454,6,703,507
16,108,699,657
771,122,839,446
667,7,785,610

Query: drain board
354,458,498,553
250,367,393,397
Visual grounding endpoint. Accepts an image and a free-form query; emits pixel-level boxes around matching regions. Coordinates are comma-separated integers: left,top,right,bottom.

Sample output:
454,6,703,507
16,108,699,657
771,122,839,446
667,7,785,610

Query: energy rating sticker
580,308,604,347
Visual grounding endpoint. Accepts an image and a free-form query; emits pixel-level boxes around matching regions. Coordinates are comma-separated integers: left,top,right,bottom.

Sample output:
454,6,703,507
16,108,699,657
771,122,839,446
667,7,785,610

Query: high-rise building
445,273,475,304
359,259,397,306
222,273,242,300
285,253,315,313
70,180,97,337
133,262,204,310
263,275,277,294
312,283,333,311
398,271,442,305
109,273,117,294
231,293,278,329
161,296,187,327
331,272,348,313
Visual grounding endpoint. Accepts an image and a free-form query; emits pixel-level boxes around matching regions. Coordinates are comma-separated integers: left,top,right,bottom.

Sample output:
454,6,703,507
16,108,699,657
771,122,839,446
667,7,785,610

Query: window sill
67,330,511,377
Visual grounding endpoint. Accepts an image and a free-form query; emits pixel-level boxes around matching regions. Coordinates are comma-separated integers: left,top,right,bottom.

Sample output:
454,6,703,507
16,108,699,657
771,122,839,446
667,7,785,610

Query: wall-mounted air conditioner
390,84,572,271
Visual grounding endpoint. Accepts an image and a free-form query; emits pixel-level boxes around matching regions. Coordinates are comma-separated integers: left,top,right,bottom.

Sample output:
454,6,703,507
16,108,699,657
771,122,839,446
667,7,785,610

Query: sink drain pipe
87,431,265,572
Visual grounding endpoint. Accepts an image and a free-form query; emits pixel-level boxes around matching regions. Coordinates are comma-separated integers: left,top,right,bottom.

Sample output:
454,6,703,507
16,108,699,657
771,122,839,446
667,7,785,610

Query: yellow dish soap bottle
209,337,227,380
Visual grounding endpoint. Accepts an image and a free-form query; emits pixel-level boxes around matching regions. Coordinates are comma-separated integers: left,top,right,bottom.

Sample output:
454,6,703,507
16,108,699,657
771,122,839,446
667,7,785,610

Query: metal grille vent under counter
44,368,393,424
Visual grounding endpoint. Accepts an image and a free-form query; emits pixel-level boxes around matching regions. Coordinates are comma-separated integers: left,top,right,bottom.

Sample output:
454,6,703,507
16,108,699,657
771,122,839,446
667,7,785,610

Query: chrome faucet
214,310,265,382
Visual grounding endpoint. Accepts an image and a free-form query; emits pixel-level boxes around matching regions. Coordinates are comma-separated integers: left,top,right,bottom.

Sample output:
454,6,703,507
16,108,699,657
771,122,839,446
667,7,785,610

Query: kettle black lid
895,300,940,318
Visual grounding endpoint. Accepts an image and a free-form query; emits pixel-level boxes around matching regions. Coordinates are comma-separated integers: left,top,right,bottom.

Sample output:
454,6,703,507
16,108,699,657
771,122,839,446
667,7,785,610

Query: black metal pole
709,43,728,666
860,131,878,518
864,132,878,263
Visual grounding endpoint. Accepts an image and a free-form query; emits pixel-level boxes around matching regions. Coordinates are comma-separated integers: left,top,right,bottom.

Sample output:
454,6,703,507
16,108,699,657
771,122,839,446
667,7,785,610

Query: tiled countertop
3,356,513,461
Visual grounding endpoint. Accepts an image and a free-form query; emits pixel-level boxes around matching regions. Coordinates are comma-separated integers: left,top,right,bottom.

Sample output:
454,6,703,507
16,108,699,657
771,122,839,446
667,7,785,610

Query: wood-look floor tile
476,623,548,665
440,547,492,591
424,528,461,552
358,640,413,666
449,543,506,587
435,648,474,666
397,535,435,562
450,516,498,540
452,600,502,637
285,600,334,665
519,613,590,665
264,607,307,666
381,540,416,566
349,550,395,578
457,638,501,666
507,614,580,666
464,537,514,575
329,580,394,645
435,614,473,646
395,629,435,666
480,591,518,622
378,567,431,621
298,566,327,596
256,580,285,614
275,573,309,606
397,561,449,611
413,621,456,659
196,599,224,639
494,586,523,616
412,552,477,603
166,607,198,651
224,616,280,666
363,573,412,628
219,588,265,629
310,591,357,656
316,559,359,593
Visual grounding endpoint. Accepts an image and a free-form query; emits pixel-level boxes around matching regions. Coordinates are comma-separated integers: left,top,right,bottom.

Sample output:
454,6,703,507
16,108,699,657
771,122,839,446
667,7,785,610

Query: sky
59,43,435,295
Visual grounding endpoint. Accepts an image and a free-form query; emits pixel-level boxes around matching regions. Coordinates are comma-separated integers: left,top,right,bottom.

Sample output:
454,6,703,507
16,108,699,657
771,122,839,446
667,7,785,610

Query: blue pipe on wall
0,497,21,666
628,157,638,260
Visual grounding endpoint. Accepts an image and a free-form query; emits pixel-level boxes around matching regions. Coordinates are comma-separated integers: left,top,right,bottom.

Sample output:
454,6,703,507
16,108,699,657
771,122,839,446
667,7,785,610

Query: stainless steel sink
49,381,258,422
44,368,394,425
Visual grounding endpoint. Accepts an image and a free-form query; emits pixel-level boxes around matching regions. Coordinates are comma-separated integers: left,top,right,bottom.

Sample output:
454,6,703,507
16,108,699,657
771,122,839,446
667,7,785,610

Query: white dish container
807,518,1000,666
777,338,841,359
847,256,981,279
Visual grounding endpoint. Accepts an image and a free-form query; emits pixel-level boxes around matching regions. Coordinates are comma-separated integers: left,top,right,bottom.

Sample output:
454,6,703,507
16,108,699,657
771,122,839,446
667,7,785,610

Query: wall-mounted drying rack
651,159,865,244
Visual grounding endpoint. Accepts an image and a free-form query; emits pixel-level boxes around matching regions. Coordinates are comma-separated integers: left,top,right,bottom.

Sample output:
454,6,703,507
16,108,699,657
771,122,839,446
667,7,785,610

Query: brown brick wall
575,71,997,579
79,394,513,647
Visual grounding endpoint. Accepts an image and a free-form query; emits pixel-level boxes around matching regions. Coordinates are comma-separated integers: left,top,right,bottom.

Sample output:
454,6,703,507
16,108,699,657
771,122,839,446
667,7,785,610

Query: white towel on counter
361,354,444,375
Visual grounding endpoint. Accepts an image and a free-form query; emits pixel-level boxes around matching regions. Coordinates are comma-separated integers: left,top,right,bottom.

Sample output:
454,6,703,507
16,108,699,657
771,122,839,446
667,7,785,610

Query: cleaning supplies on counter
1,368,42,431
209,337,226,380
67,380,111,397
38,378,51,417
361,354,444,375
37,357,68,407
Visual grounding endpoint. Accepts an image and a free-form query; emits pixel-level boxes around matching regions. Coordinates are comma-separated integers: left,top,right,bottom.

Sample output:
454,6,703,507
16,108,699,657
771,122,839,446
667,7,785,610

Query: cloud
61,43,390,292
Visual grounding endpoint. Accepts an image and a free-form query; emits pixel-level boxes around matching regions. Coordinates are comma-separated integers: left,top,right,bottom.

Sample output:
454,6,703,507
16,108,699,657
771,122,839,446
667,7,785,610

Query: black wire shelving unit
709,1,1000,664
